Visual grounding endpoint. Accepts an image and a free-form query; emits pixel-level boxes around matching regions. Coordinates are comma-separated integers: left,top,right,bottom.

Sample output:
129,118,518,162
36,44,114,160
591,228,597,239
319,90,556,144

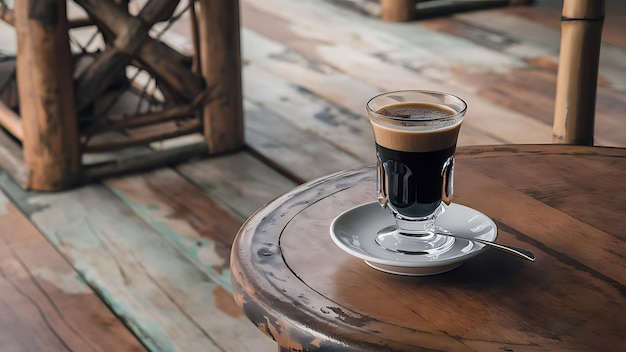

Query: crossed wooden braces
0,0,243,190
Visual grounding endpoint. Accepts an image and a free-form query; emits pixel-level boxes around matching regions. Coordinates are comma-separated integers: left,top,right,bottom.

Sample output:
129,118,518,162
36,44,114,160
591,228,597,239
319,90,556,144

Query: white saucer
330,202,497,276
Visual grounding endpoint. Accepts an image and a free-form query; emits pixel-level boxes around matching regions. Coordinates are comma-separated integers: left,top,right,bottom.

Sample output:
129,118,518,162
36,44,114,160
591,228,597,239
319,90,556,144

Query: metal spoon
436,229,536,262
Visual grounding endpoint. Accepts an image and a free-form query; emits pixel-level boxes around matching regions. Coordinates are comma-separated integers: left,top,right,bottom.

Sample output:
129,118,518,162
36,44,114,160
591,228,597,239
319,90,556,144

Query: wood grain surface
240,0,555,147
0,173,275,352
231,145,626,351
1,0,625,350
0,189,145,352
14,0,81,190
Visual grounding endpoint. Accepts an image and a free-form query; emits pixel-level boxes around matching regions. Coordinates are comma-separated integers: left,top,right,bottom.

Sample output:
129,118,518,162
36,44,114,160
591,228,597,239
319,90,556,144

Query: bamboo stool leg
14,0,81,190
197,0,244,154
553,0,605,145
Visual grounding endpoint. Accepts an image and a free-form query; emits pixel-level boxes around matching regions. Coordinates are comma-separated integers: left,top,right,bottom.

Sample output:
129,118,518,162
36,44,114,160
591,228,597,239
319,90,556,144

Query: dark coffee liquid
372,102,460,218
376,144,456,218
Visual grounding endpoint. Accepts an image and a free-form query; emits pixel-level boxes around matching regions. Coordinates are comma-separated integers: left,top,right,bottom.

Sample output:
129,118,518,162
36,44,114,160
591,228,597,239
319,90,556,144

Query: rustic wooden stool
0,0,242,191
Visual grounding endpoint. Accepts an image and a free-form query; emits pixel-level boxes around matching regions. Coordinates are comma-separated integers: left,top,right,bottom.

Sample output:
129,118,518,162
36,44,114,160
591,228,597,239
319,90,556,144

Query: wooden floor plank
241,0,625,147
242,29,386,149
240,6,551,145
241,0,524,74
0,188,145,352
452,11,626,92
419,18,626,146
243,63,377,163
243,99,366,177
0,20,15,58
104,168,242,292
496,4,626,52
104,153,295,294
176,151,298,218
0,174,275,352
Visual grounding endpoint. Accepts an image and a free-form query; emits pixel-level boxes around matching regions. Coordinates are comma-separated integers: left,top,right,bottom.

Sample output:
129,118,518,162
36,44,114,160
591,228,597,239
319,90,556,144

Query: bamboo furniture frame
553,0,605,145
380,0,534,22
0,0,243,191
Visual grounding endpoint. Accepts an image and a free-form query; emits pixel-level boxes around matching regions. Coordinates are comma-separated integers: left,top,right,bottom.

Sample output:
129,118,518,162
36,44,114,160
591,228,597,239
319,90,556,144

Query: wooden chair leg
380,0,534,22
553,0,605,145
14,0,81,190
381,0,417,22
197,0,244,154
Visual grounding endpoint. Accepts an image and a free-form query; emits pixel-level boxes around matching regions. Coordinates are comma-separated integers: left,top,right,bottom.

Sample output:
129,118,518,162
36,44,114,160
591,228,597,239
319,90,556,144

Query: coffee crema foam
370,102,462,152
375,102,455,119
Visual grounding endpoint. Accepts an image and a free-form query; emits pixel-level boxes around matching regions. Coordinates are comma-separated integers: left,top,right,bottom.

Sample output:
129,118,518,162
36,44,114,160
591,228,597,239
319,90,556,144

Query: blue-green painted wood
0,173,275,352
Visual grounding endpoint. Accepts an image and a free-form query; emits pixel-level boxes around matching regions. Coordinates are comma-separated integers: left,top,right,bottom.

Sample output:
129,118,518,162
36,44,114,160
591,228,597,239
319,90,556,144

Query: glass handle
441,156,454,205
376,156,388,208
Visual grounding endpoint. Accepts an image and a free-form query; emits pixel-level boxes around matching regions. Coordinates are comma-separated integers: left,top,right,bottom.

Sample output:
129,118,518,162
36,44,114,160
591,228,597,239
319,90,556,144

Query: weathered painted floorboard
416,19,626,146
239,1,552,145
453,10,626,92
500,5,626,49
103,152,296,301
243,99,367,177
241,0,525,74
104,168,241,292
240,0,626,147
176,151,298,218
242,31,385,156
0,188,145,352
0,174,275,352
243,65,377,163
103,150,297,289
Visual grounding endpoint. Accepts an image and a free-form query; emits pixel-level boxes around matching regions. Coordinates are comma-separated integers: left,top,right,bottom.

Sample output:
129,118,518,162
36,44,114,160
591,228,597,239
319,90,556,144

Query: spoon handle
469,237,535,262
439,232,536,262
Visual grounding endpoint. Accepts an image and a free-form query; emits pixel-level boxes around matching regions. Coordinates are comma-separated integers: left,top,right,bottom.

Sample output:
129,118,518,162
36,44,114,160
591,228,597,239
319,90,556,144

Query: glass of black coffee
366,90,467,255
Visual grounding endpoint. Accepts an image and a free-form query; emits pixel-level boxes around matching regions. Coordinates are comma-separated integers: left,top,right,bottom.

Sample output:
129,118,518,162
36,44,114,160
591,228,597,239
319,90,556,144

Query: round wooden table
230,145,626,351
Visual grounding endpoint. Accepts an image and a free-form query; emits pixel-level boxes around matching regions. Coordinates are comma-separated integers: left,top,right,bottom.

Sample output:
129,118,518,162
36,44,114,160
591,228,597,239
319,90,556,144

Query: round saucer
329,202,497,276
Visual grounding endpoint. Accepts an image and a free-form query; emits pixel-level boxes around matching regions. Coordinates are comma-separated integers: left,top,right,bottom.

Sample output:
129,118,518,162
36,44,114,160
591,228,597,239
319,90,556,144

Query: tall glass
366,90,467,255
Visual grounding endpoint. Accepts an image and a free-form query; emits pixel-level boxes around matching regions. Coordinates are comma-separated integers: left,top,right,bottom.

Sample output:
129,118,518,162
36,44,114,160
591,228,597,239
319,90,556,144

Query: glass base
375,225,455,255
